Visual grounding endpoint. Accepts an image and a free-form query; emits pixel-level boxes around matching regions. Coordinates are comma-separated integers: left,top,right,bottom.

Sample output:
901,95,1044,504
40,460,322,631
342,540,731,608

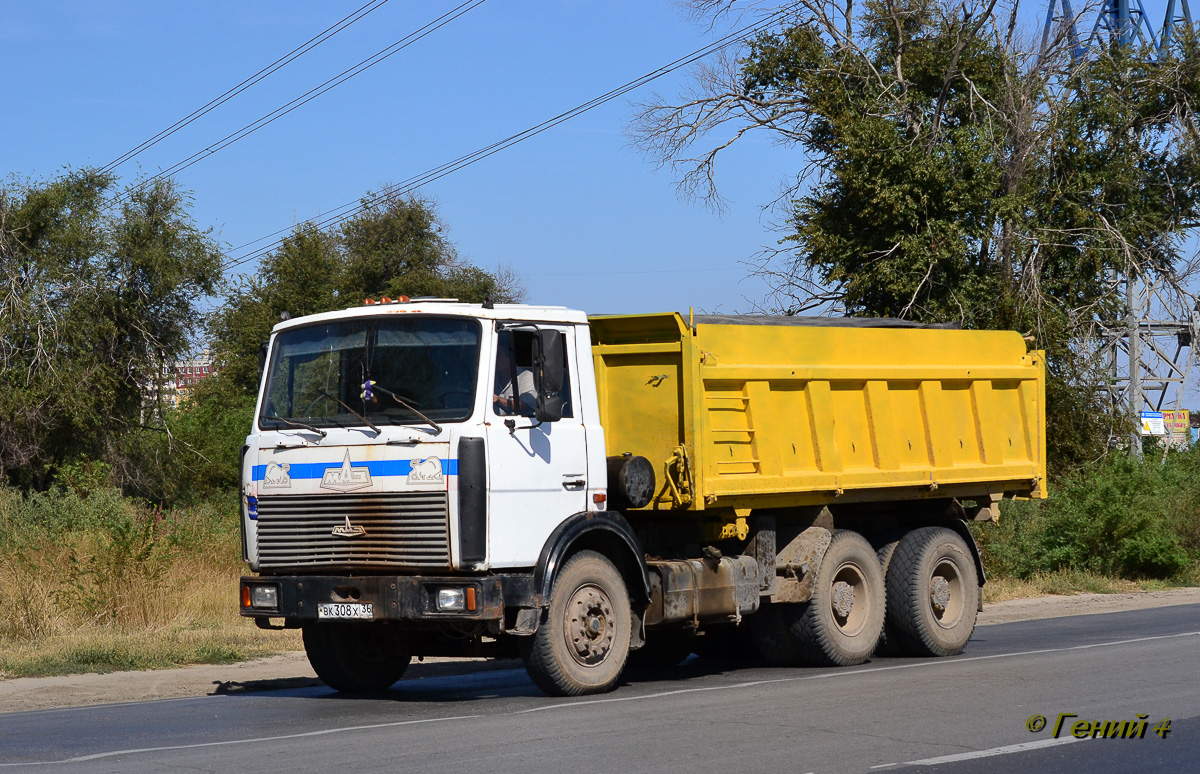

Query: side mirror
534,330,564,423
257,341,269,381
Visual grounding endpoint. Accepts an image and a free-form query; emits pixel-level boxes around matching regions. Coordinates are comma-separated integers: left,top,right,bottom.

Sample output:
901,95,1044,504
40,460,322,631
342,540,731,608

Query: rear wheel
884,527,979,657
873,539,900,656
521,550,632,696
786,530,886,667
749,601,807,666
302,622,411,692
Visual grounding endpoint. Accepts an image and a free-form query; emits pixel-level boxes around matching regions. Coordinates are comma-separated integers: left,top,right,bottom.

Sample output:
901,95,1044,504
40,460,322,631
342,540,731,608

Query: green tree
115,371,256,505
634,0,1200,470
0,170,222,490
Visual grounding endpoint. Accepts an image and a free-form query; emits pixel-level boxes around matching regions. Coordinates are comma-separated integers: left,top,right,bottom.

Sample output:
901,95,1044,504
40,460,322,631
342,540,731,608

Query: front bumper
240,574,537,624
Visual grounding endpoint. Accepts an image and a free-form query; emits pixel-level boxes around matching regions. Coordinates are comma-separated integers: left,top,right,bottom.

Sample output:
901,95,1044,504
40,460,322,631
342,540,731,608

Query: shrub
977,449,1200,580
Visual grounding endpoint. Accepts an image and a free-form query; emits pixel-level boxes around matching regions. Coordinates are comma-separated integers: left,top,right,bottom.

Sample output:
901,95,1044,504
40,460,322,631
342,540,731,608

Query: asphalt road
2,605,1197,774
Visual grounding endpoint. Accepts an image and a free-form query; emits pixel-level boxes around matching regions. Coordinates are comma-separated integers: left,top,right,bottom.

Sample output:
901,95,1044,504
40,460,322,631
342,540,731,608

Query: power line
101,0,392,174
541,268,740,277
221,6,795,273
112,0,489,205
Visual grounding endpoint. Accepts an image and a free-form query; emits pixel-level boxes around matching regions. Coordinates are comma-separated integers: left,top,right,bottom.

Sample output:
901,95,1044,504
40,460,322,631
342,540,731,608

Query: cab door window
492,329,572,418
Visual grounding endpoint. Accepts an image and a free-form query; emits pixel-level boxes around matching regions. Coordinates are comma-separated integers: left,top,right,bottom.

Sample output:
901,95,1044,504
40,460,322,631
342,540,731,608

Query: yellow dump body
590,313,1046,513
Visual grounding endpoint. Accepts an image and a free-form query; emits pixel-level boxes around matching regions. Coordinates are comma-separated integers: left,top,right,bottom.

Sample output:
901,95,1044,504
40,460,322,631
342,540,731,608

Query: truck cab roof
270,300,588,334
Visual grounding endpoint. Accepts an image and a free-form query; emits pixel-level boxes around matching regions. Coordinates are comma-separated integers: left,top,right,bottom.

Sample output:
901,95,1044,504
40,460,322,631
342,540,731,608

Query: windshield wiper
319,390,380,434
362,381,442,434
263,414,327,438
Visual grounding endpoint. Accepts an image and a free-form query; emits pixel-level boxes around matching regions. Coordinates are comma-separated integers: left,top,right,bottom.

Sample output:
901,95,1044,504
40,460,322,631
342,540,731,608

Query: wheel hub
929,575,951,614
831,580,855,619
566,585,616,666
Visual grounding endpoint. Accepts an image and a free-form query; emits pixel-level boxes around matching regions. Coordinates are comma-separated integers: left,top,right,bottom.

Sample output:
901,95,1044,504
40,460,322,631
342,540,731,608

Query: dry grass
981,569,1200,604
0,488,300,678
0,622,301,678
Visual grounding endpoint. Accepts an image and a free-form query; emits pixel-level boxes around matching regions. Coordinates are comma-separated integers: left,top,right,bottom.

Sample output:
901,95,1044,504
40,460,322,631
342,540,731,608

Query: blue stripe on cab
252,458,458,481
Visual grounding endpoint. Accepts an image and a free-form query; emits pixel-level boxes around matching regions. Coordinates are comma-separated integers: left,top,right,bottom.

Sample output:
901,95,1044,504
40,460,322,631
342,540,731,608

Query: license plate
317,602,374,620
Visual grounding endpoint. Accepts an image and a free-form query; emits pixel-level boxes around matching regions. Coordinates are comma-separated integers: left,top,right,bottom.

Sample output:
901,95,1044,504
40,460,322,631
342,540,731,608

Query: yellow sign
1163,409,1190,434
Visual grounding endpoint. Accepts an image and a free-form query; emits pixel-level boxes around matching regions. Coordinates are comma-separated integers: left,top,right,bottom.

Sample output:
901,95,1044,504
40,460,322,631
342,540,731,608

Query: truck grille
255,492,451,570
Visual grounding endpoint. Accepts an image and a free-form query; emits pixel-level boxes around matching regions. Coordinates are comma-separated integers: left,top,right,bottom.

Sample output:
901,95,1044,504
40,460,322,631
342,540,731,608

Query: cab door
484,324,588,568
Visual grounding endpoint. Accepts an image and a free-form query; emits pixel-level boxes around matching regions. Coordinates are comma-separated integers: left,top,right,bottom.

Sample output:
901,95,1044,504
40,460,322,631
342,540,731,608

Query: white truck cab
241,300,607,576
241,299,658,697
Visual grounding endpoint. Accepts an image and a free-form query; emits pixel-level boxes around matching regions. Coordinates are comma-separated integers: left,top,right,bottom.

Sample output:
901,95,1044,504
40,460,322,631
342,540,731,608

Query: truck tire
873,539,900,656
749,601,807,666
521,550,632,696
786,530,886,667
884,526,979,657
302,622,411,693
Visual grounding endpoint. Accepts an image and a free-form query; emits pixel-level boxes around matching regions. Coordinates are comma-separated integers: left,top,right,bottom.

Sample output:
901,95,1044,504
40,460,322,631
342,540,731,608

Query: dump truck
239,300,1046,696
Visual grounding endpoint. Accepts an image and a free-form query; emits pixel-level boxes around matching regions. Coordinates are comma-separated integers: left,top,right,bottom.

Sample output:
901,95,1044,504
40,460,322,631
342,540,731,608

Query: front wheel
884,526,979,657
302,623,411,693
521,550,632,696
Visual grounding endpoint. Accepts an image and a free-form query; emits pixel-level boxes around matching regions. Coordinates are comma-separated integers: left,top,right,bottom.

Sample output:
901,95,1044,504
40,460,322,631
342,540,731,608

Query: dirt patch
4,588,1198,715
976,586,1200,626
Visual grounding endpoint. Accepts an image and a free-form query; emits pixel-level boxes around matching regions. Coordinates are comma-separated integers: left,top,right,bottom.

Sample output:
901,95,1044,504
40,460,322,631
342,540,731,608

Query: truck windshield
259,317,481,430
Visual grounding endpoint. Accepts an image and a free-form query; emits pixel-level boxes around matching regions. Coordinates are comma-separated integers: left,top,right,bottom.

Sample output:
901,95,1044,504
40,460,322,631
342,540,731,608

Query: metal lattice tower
1043,0,1194,60
1041,0,1199,453
1093,273,1200,451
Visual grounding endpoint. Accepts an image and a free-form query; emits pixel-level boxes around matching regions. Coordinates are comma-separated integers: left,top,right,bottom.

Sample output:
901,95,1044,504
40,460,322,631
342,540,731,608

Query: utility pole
1127,270,1143,456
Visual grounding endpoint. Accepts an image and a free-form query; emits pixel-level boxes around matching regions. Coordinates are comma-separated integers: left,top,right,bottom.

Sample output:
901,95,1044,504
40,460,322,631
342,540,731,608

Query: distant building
174,350,216,404
142,349,216,410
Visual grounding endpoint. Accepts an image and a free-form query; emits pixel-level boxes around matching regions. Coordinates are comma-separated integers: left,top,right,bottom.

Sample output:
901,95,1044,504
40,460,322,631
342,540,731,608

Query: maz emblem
407,456,444,484
331,516,366,538
262,461,291,489
320,451,372,492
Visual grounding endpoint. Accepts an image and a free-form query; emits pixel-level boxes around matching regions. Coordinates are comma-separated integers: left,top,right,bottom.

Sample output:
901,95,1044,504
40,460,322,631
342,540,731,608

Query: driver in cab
493,342,535,415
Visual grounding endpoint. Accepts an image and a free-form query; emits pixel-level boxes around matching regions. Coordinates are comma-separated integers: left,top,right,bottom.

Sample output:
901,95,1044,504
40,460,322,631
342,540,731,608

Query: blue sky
3,1,802,316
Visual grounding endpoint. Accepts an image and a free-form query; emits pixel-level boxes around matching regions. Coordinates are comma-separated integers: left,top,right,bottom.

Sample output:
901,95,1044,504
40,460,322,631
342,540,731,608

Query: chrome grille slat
255,492,451,569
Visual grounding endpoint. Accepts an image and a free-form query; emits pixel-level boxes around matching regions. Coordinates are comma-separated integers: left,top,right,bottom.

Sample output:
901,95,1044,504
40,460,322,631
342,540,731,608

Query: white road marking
2,629,1196,767
0,714,482,767
902,736,1085,765
515,630,1200,713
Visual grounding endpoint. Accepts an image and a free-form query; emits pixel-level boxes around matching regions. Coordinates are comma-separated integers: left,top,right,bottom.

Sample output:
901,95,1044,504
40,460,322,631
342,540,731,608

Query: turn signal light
241,585,251,608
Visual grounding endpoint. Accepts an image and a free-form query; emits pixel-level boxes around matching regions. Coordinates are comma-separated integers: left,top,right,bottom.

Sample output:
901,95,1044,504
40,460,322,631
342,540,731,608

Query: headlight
436,588,466,611
250,585,278,609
